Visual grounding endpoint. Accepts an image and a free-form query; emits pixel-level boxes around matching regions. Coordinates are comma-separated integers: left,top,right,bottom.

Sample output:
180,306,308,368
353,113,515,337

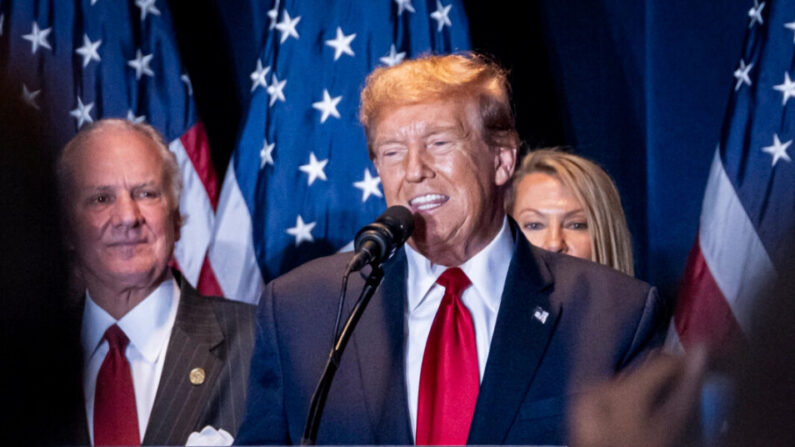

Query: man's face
66,129,179,291
371,98,515,266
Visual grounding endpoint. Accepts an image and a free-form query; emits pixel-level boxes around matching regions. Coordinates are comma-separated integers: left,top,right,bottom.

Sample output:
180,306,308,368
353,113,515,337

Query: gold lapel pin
189,367,206,385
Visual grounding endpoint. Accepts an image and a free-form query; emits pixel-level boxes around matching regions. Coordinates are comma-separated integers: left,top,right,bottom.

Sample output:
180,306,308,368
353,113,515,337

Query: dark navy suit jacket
237,230,669,445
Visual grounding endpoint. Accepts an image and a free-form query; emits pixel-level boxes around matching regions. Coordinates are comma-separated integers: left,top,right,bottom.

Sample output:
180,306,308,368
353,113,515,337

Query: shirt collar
81,274,180,364
405,217,514,312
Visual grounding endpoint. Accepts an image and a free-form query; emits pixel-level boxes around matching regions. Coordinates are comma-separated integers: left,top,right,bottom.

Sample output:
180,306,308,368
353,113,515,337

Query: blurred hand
570,347,707,447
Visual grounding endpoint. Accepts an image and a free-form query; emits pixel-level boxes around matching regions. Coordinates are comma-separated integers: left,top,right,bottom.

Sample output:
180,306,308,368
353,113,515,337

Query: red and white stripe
167,121,224,294
206,164,266,304
666,148,777,353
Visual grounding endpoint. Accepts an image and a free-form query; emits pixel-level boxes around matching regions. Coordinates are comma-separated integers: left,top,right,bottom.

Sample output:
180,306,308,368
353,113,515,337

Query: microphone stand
300,265,385,445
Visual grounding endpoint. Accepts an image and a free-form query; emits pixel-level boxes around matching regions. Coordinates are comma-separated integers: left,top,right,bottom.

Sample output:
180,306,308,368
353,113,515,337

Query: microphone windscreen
378,205,414,244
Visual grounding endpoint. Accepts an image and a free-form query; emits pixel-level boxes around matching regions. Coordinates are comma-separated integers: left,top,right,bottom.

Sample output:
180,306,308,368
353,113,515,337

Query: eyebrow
426,124,461,133
563,208,586,217
516,207,586,217
424,123,469,141
373,123,465,145
81,180,159,192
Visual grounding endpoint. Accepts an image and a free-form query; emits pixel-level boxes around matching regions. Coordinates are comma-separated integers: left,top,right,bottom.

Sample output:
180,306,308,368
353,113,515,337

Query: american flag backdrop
666,0,795,353
0,0,219,289
207,0,471,303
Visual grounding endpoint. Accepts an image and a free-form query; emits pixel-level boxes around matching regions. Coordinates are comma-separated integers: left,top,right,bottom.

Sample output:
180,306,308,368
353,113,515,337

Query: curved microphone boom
302,205,413,444
345,205,414,275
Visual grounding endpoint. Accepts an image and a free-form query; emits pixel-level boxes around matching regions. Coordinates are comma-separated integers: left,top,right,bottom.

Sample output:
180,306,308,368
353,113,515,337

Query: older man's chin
93,261,170,290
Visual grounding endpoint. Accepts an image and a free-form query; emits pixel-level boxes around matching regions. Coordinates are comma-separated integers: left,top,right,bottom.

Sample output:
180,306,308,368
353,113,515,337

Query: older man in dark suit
58,119,256,446
237,53,669,445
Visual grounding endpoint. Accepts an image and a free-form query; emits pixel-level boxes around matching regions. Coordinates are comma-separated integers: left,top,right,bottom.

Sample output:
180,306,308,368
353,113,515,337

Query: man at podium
237,53,668,445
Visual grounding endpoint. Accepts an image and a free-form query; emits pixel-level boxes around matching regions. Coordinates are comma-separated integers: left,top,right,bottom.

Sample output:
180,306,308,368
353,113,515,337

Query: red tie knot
104,324,130,351
436,267,472,298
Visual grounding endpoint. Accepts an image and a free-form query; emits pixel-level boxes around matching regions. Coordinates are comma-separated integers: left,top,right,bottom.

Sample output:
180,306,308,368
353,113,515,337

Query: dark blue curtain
520,0,749,296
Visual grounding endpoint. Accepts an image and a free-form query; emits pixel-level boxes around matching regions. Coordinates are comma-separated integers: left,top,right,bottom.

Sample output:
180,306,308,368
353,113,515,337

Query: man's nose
404,146,433,182
113,195,143,226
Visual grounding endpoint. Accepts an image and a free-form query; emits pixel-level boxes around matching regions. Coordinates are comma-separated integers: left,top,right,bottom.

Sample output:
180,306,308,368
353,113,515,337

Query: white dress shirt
404,217,514,439
81,275,180,445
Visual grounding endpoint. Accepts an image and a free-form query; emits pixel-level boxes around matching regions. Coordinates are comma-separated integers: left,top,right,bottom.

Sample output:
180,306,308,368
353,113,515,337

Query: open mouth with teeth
409,193,449,212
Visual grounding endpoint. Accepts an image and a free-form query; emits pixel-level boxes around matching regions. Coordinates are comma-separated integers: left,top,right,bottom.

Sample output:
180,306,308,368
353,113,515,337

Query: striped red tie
94,324,140,446
416,267,479,445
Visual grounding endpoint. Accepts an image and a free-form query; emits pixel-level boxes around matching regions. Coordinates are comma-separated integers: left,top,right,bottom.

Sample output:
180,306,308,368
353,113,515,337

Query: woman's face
511,172,593,261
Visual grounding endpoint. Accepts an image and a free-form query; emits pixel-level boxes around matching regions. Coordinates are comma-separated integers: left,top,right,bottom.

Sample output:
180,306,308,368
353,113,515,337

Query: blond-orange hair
359,52,518,158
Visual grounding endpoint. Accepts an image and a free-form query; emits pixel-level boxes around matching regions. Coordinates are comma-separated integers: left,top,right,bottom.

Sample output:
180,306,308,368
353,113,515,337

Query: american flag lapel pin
533,306,549,324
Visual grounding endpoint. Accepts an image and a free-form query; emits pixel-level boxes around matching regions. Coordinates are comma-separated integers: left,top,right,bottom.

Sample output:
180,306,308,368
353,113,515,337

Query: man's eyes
90,194,112,204
376,146,406,161
86,190,161,204
428,137,456,150
135,190,161,199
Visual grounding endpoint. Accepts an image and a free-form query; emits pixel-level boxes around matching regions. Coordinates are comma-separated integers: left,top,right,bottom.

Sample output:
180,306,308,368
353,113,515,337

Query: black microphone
345,205,414,274
304,207,412,444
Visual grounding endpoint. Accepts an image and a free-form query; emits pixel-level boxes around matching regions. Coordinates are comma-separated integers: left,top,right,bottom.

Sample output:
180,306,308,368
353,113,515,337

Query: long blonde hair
507,148,634,276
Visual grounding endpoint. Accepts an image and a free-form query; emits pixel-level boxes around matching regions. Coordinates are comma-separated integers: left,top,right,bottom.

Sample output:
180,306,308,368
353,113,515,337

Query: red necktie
94,324,140,446
416,267,479,445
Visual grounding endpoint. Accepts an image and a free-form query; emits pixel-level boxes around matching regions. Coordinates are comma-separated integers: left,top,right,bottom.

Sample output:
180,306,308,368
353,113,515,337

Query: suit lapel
351,251,413,444
143,278,225,445
468,232,560,445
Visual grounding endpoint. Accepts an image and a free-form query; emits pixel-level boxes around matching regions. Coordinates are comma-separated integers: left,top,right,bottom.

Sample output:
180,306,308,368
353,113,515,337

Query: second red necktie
94,324,140,446
416,267,479,445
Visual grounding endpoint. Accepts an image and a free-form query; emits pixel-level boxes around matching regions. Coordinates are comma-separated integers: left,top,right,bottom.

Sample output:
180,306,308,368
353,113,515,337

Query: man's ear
494,144,517,187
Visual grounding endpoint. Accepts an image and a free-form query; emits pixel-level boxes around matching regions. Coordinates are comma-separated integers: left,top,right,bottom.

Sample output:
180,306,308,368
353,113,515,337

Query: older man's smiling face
371,98,514,266
66,128,179,293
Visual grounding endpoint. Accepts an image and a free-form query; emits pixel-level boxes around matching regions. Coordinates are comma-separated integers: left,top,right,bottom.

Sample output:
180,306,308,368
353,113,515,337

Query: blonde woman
507,148,634,276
